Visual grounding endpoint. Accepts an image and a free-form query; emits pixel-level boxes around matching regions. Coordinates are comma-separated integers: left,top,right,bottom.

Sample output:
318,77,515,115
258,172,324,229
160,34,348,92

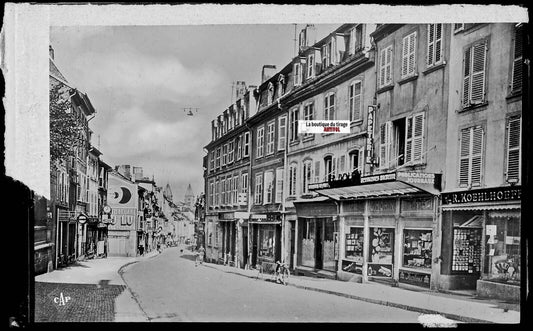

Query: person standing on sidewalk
195,246,205,267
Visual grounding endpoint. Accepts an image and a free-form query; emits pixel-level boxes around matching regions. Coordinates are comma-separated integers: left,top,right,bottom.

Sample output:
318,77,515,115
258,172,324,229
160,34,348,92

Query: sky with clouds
50,24,340,202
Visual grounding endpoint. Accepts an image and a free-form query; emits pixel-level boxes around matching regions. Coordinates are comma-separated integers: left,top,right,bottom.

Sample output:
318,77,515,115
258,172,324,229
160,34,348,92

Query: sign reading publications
298,120,351,134
366,106,375,164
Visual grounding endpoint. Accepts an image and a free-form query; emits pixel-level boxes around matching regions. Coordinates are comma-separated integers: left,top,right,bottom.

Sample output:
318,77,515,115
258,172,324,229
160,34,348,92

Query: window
314,160,321,183
236,136,242,160
403,230,432,269
506,116,521,183
350,25,363,54
307,54,315,78
289,163,297,196
215,179,220,206
233,176,238,205
264,171,274,204
304,103,314,137
510,24,523,94
294,63,302,86
209,151,215,172
209,181,214,207
278,116,287,151
243,132,250,157
254,173,263,205
267,82,274,105
379,45,393,88
401,31,417,78
405,112,425,165
241,173,248,194
324,93,335,121
454,23,464,33
324,156,336,181
462,40,488,108
228,140,234,164
259,227,275,259
302,159,313,194
222,144,227,166
266,121,275,155
427,24,443,67
275,168,284,203
256,126,264,158
379,122,393,169
290,108,299,142
221,178,226,205
459,125,484,187
322,44,329,69
349,81,362,121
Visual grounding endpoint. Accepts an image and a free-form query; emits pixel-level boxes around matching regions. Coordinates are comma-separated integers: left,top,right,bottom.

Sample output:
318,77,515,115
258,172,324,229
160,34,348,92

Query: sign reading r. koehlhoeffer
441,186,521,205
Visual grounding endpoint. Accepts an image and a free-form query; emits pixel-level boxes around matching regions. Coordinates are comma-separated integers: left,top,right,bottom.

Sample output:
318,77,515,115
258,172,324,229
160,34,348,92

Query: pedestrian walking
195,246,205,267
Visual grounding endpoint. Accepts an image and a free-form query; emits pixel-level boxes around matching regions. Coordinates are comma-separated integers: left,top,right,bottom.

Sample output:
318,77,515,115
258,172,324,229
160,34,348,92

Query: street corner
35,282,127,322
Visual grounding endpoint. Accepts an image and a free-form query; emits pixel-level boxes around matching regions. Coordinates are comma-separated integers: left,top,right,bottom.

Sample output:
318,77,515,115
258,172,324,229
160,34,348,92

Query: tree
49,81,87,170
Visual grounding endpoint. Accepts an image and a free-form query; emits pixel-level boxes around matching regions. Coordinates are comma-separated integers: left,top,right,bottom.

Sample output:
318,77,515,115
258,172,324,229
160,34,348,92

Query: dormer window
278,74,286,96
307,54,315,79
267,82,274,105
294,63,303,86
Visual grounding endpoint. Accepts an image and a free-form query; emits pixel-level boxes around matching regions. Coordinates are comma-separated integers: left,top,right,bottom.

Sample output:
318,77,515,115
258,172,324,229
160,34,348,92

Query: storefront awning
441,202,521,211
315,181,428,200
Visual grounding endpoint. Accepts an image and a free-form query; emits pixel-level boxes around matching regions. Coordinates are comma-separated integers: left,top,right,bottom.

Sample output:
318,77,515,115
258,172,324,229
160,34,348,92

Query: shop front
315,171,441,288
293,197,338,279
219,212,237,265
204,215,221,263
57,209,78,267
248,213,282,268
440,186,521,302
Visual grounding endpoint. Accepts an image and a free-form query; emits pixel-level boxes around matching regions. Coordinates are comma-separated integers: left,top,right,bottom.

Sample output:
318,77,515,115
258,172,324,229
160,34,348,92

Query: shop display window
342,227,364,274
369,227,394,264
403,230,432,269
451,215,482,274
259,227,275,259
484,213,520,285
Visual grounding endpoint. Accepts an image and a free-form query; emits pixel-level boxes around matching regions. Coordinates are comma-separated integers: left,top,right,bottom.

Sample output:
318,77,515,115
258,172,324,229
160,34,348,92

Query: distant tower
184,184,194,207
163,183,173,202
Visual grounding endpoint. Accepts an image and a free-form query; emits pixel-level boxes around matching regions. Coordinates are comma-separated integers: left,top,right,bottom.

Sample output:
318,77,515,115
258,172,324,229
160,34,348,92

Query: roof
49,58,70,84
315,181,427,201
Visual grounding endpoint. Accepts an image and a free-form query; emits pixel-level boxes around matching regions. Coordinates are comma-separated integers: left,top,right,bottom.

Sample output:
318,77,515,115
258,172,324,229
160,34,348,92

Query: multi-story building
283,24,376,278
247,64,293,268
83,144,103,259
97,157,112,257
136,176,157,254
204,83,255,266
438,23,523,301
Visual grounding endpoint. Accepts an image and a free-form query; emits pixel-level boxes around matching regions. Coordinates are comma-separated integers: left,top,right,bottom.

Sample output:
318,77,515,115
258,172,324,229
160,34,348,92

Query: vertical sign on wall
366,105,375,164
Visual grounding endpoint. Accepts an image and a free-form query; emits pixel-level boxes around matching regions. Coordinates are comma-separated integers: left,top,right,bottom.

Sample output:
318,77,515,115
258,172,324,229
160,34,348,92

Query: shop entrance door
315,220,323,269
252,225,258,267
242,226,248,268
290,221,295,269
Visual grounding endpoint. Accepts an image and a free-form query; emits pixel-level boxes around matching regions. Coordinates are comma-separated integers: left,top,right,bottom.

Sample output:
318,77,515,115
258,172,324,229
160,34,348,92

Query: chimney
49,45,54,60
235,81,246,101
261,65,277,84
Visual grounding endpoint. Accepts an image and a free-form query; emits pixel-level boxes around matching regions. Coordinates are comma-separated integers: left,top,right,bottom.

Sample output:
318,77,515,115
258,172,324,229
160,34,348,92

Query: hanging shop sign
77,214,87,225
442,186,521,205
219,212,235,220
399,270,431,288
366,105,376,164
249,213,281,223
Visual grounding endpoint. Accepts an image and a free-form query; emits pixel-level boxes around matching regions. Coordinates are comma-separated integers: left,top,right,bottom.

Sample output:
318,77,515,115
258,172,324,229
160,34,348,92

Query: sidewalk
201,258,521,324
35,250,159,322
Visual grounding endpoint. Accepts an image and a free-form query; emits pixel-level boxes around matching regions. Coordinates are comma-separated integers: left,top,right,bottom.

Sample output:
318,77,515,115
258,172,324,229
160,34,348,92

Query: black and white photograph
2,3,529,326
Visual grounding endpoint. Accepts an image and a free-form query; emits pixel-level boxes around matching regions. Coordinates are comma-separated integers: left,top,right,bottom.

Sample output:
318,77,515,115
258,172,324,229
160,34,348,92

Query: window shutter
379,48,386,87
409,33,416,75
435,24,442,63
470,42,487,104
412,112,425,162
353,81,361,120
405,116,413,164
459,128,471,186
314,160,320,182
380,124,387,167
386,46,393,84
427,24,434,66
511,25,523,93
350,28,356,54
358,150,364,174
462,47,471,107
471,126,483,186
332,156,337,177
507,117,521,182
402,35,409,77
340,155,346,173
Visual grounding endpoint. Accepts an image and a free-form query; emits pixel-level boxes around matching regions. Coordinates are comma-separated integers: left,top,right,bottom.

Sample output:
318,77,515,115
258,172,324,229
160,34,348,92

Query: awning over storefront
315,181,429,200
293,196,337,218
441,202,521,211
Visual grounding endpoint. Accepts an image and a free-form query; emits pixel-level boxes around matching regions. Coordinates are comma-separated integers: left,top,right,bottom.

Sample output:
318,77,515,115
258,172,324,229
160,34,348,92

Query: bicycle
274,261,290,285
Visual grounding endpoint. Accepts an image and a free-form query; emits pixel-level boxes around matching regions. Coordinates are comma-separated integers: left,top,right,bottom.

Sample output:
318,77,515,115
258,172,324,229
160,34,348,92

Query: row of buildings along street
201,23,525,303
34,46,201,275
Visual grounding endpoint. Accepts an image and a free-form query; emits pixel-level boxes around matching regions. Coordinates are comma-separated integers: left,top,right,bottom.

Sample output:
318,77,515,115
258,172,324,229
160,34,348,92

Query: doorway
315,220,323,269
242,226,248,268
290,221,295,269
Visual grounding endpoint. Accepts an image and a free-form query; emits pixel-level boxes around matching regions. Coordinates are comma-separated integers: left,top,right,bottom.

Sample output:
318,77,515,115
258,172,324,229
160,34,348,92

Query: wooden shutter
353,81,362,121
511,25,523,93
402,35,409,77
380,122,392,168
408,33,416,75
386,46,393,84
427,24,435,66
412,112,425,162
459,128,471,186
470,42,487,104
462,47,471,107
340,155,346,173
379,48,387,87
314,160,321,182
507,117,521,182
471,126,483,186
405,116,413,164
435,24,442,63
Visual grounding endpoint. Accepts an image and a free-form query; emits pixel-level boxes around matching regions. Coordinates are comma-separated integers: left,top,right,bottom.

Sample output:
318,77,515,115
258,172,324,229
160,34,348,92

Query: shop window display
452,215,482,274
403,230,432,269
368,227,394,277
342,227,364,274
259,227,275,260
484,214,520,285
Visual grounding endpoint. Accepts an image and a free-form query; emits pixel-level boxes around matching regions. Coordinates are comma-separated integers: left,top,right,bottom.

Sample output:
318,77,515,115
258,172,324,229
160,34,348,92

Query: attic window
267,82,274,105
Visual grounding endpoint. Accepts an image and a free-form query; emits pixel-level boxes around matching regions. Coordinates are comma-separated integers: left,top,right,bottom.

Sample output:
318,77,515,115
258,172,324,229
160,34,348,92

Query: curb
203,263,493,324
117,258,152,322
